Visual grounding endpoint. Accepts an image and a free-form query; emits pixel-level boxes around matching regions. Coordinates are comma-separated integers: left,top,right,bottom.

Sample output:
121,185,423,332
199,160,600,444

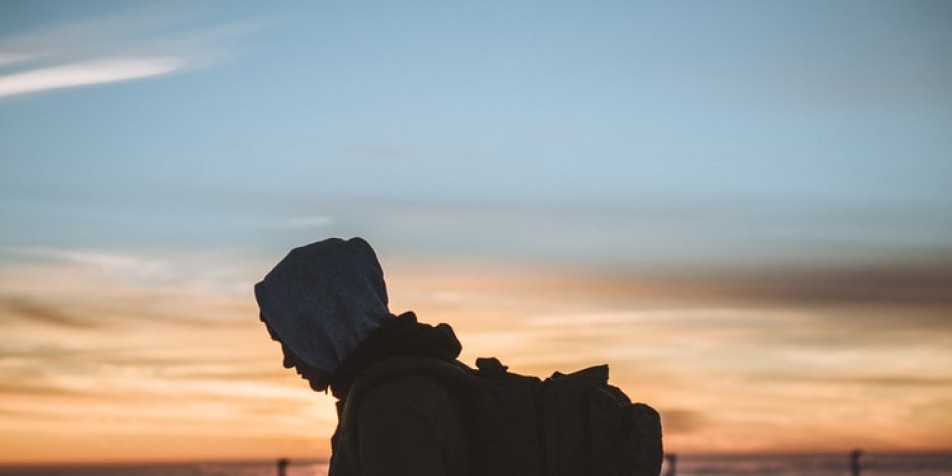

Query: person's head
254,237,392,391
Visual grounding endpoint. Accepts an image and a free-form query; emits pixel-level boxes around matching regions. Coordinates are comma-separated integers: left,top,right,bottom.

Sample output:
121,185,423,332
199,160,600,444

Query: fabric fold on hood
255,237,392,374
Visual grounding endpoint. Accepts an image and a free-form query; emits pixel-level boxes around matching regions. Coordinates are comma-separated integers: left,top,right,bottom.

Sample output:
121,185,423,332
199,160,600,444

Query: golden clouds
0,249,335,463
1,245,951,462
385,255,952,453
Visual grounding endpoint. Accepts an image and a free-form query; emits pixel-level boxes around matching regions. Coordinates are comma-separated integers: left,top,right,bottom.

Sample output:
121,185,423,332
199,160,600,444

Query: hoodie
254,237,392,374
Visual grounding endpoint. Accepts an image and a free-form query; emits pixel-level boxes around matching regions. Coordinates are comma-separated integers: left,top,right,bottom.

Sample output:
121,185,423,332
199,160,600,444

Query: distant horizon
3,449,952,467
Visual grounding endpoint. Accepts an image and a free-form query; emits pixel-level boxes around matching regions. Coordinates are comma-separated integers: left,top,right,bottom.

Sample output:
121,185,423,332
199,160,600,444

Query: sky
1,0,951,465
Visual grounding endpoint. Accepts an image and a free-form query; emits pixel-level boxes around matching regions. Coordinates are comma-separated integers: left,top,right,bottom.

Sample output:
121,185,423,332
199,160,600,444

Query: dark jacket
328,312,471,476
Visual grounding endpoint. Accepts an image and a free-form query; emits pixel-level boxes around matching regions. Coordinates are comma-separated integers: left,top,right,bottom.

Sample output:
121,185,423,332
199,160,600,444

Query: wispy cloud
661,409,708,434
0,296,99,329
0,245,171,279
0,4,263,100
0,53,37,68
397,250,952,315
1,241,950,457
0,245,260,330
0,57,186,98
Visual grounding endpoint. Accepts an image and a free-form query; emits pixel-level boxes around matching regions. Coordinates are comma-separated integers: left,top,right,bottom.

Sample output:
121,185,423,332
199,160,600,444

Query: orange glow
1,255,950,463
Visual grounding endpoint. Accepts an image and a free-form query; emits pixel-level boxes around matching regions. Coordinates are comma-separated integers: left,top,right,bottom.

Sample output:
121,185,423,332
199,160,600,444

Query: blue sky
2,0,950,261
1,0,951,462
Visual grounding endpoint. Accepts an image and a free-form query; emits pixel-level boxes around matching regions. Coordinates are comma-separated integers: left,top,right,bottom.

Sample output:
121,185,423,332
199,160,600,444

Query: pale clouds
0,246,172,281
0,57,187,98
0,53,37,67
0,244,333,462
0,245,259,328
0,4,262,100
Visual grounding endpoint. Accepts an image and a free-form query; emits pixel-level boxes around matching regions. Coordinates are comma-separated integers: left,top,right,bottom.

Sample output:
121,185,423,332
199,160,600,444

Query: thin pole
664,453,678,476
277,457,290,476
850,449,863,476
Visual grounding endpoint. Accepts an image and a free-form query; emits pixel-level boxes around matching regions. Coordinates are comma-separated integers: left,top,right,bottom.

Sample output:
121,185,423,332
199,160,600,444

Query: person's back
255,237,470,476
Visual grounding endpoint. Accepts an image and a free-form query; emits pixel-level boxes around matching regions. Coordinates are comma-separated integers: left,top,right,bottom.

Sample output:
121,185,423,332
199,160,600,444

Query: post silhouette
276,457,290,476
664,453,677,476
850,449,862,476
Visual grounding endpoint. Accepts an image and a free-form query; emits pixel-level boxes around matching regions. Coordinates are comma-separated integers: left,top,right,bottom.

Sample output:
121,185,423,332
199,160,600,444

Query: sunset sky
1,0,951,464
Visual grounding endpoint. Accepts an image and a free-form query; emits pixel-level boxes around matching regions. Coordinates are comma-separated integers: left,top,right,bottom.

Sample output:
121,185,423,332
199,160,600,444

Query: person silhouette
255,238,469,476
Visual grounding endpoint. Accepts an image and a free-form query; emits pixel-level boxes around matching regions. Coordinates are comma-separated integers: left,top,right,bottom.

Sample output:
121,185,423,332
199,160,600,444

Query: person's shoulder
342,357,469,427
363,371,456,407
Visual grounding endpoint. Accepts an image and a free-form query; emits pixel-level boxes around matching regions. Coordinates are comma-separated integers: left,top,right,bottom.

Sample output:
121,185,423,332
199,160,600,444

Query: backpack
340,356,663,476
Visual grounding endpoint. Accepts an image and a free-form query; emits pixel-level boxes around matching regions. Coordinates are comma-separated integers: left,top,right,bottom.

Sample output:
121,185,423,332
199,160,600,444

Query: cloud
0,53,37,67
0,245,261,333
0,4,263,100
398,250,952,316
757,374,952,389
0,57,186,99
395,253,952,378
0,296,99,329
0,380,89,397
702,261,952,309
0,237,949,458
659,408,708,434
0,245,172,281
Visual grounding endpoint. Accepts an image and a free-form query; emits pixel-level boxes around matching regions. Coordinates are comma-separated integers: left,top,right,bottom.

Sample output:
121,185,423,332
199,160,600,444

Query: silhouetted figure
255,237,662,476
664,453,677,476
850,449,863,476
256,238,469,476
276,458,289,476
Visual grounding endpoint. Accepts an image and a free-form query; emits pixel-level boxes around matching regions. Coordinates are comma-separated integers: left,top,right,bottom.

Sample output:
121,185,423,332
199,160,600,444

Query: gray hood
254,237,392,374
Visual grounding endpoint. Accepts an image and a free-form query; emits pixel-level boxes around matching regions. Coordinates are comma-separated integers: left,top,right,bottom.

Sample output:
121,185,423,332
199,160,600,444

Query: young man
254,237,470,476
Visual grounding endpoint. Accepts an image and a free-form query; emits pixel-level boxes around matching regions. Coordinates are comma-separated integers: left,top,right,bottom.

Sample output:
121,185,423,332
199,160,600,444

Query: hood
254,237,392,374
